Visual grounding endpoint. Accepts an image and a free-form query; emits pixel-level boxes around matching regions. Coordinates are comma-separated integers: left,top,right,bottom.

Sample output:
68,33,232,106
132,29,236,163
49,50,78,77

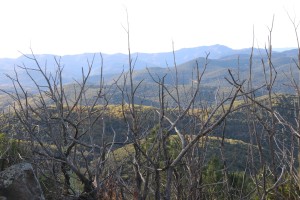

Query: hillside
113,135,260,172
0,45,297,89
0,45,300,199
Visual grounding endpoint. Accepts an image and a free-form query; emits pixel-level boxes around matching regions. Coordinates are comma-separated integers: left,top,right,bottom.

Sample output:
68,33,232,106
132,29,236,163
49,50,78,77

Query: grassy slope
112,135,259,171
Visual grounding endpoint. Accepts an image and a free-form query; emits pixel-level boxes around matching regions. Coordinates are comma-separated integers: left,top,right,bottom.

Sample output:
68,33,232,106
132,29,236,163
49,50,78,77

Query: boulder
0,163,45,200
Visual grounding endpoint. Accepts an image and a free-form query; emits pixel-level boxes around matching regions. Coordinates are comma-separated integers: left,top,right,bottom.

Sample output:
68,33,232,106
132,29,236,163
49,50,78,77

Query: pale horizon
0,0,299,58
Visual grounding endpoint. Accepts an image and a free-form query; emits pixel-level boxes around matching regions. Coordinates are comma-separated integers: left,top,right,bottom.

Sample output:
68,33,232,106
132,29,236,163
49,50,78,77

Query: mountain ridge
0,45,298,88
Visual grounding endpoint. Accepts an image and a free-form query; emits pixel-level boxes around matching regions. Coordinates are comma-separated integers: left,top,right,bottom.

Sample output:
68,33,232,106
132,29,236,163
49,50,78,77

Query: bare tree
0,51,123,199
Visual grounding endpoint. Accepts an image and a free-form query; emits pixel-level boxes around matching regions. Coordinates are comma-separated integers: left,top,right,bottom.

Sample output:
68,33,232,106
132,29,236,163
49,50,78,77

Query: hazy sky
0,0,299,58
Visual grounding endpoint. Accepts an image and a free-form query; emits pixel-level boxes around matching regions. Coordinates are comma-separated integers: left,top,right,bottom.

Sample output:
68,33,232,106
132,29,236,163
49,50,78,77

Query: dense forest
2,21,300,200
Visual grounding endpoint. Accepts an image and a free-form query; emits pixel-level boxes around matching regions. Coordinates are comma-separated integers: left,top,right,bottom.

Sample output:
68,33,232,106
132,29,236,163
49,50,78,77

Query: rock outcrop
0,163,45,200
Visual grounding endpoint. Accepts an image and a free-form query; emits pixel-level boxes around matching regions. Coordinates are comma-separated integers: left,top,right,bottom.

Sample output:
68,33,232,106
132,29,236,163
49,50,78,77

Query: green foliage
39,174,62,200
0,133,7,150
202,156,224,198
201,156,255,199
0,133,31,170
141,125,181,167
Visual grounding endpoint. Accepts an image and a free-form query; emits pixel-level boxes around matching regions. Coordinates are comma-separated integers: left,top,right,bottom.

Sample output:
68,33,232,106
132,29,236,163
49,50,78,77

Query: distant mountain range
0,44,298,88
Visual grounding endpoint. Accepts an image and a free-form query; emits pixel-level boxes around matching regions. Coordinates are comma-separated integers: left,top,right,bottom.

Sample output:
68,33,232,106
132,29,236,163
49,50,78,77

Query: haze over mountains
0,44,298,89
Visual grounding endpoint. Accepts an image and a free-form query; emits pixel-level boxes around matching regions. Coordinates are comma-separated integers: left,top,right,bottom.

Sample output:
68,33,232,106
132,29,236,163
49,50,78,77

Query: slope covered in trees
1,21,300,199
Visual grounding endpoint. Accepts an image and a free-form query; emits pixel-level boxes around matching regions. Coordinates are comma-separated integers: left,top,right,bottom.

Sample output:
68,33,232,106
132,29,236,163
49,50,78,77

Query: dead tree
1,51,119,199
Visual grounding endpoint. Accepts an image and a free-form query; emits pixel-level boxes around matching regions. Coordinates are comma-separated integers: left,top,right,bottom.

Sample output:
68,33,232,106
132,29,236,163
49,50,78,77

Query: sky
0,0,299,58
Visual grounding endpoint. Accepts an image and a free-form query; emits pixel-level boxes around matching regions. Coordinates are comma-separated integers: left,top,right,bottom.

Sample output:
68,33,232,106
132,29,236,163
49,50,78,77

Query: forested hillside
1,29,300,199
